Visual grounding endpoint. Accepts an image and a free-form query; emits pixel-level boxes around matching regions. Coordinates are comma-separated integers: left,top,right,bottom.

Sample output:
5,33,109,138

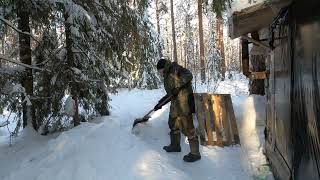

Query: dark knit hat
156,58,167,70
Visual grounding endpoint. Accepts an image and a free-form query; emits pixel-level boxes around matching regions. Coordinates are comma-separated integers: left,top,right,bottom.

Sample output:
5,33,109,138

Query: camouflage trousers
168,114,197,139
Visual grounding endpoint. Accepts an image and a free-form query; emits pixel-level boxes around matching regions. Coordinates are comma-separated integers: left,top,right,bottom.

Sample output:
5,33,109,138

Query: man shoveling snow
154,58,201,163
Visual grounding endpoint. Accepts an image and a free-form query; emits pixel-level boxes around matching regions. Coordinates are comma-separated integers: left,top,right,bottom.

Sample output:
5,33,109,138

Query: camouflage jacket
163,60,195,117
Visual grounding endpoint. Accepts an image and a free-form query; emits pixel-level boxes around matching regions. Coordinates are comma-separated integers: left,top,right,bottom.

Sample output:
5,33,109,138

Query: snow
0,121,10,127
231,0,266,13
63,96,75,116
0,76,272,180
0,109,18,138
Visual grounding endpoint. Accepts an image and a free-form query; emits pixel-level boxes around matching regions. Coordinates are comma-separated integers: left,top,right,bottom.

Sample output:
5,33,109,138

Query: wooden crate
194,93,240,147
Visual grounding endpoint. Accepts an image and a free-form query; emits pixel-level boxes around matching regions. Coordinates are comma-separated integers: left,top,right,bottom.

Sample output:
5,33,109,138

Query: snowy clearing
0,78,272,180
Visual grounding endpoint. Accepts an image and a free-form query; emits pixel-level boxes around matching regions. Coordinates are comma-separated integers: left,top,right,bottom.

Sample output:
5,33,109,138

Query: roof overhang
228,0,292,39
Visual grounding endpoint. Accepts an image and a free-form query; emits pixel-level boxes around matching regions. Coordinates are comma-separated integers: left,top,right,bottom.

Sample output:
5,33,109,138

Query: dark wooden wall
265,1,320,179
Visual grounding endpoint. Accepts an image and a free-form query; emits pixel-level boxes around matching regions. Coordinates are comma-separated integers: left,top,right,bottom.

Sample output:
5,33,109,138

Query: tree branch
0,54,50,72
0,16,40,43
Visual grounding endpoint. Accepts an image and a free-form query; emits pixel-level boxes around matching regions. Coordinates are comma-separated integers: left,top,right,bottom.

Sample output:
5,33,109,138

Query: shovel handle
141,95,170,121
133,95,172,128
144,109,154,118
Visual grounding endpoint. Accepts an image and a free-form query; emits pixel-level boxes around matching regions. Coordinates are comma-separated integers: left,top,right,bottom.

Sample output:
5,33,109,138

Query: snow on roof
231,0,266,13
228,0,292,39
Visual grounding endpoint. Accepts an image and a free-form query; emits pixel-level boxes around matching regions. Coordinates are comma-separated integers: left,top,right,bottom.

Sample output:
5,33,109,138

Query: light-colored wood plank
221,95,232,146
194,93,207,145
204,94,214,145
249,71,268,80
211,95,224,147
225,96,235,144
226,95,241,145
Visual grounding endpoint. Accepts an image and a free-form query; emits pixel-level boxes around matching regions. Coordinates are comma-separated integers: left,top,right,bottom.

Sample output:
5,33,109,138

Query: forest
0,0,242,135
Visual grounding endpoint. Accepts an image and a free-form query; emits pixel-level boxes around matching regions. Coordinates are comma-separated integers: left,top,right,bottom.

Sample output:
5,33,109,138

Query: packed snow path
0,83,270,180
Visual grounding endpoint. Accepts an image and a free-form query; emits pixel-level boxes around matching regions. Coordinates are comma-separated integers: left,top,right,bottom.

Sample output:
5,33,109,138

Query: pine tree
0,0,161,134
204,0,233,81
182,0,195,71
215,15,226,80
206,10,221,84
16,1,35,129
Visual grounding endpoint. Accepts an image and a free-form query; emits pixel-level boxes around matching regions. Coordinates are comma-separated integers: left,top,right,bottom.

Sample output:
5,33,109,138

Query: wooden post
241,38,250,77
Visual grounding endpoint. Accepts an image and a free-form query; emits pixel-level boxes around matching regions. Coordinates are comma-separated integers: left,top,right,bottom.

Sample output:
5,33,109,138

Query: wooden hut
229,0,320,179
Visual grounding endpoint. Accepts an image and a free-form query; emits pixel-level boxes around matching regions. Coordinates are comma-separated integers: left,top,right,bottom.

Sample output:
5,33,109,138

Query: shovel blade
132,117,149,128
132,117,149,135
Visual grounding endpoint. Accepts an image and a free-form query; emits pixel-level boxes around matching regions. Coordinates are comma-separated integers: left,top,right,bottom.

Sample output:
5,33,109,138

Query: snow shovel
132,95,172,129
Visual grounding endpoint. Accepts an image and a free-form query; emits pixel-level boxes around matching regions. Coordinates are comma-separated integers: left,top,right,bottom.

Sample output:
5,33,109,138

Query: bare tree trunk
194,42,198,91
64,12,80,127
184,43,187,68
216,16,225,80
239,40,242,73
180,40,183,65
156,0,161,35
170,0,178,62
155,0,162,57
1,7,4,67
195,36,199,82
17,1,36,130
198,0,205,83
1,33,4,68
165,19,170,56
1,8,4,68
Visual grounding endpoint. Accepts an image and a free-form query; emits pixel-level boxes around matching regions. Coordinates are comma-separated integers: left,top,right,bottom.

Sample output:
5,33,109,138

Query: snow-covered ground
0,76,273,180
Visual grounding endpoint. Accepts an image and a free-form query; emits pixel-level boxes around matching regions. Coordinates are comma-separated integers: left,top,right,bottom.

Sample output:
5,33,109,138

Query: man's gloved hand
154,94,172,111
171,88,180,96
159,94,169,104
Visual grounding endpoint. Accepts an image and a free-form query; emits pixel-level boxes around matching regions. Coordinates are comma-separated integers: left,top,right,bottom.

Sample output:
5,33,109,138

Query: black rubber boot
183,136,201,162
163,132,181,152
183,153,201,162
